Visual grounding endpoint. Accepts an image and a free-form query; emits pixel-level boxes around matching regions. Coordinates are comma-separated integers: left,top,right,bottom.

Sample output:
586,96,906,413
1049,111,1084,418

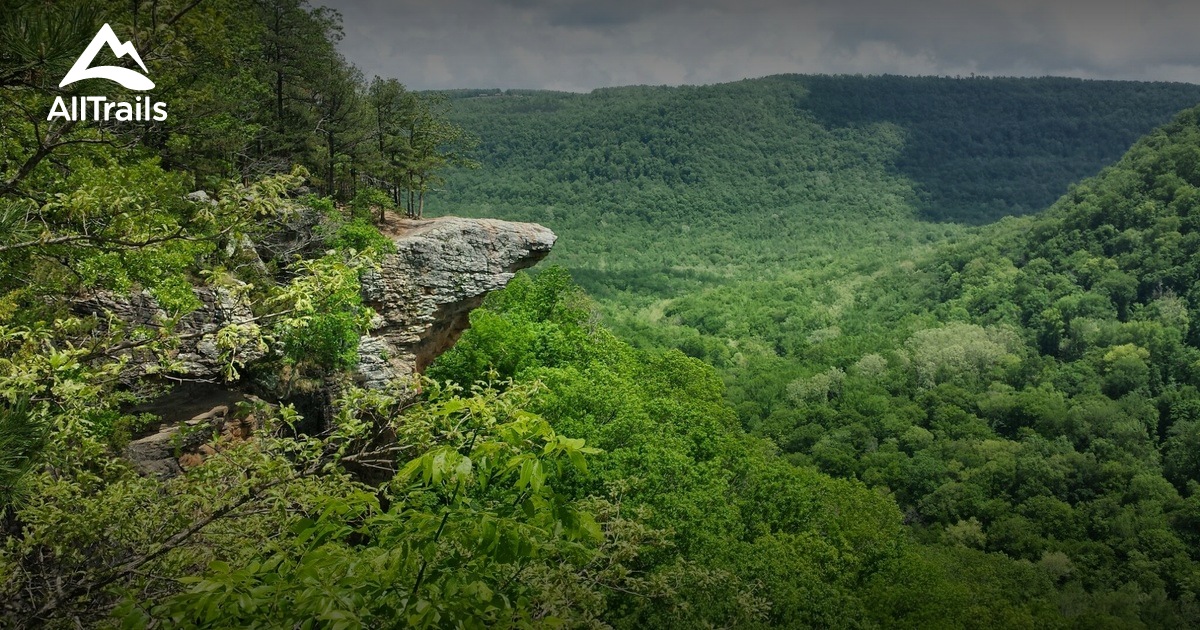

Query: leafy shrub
300,194,338,219
273,255,374,373
328,218,395,255
0,398,45,512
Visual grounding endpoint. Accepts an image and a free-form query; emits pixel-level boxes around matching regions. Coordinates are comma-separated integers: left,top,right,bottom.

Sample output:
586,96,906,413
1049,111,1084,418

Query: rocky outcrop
124,389,263,477
124,405,231,477
76,216,554,387
98,214,553,477
75,287,266,381
357,216,556,388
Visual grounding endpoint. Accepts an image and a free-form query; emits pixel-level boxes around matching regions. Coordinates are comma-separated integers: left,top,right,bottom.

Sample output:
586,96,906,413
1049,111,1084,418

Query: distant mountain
796,75,1200,223
442,74,1200,224
928,101,1200,352
432,74,1200,301
728,101,1200,627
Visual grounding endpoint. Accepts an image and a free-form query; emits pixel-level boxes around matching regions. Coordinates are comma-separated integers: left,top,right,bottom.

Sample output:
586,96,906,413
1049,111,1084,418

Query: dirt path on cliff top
376,211,455,238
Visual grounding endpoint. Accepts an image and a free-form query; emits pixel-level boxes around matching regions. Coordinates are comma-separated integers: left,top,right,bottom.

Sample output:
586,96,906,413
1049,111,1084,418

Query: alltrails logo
48,23,167,122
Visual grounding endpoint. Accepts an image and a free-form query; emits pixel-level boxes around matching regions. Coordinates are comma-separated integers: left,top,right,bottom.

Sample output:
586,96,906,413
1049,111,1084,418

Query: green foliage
272,254,375,374
0,398,44,513
349,186,393,221
140,381,625,629
673,104,1200,624
1,333,643,628
432,76,1200,303
328,218,396,255
88,410,154,452
1,0,472,206
301,193,339,219
4,0,1200,623
0,7,487,623
431,268,1063,627
430,81,1200,626
796,75,1200,223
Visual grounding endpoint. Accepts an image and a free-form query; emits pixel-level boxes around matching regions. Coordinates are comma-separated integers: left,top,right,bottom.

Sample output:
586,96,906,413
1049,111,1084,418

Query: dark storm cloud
499,0,654,27
319,0,1200,91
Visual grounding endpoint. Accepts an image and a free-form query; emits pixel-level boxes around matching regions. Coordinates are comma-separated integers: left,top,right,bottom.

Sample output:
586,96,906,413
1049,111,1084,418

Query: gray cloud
319,0,1200,91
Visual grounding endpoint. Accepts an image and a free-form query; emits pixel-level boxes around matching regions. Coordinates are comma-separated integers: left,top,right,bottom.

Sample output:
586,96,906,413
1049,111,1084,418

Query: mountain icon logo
60,23,154,91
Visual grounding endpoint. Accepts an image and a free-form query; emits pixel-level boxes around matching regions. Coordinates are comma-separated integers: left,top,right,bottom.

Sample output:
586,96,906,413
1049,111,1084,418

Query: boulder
124,404,230,477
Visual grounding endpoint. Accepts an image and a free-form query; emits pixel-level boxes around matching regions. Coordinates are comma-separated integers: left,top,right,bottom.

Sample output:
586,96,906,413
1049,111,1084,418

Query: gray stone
75,287,265,381
78,212,553,389
124,405,229,477
356,217,555,389
185,190,215,205
107,215,555,476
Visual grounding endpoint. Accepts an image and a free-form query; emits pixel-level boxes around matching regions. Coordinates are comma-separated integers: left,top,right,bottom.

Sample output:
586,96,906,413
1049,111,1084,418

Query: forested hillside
426,76,1200,625
6,1,901,626
435,77,1200,293
735,104,1200,623
441,78,958,297
428,98,1200,626
798,75,1200,223
444,77,1200,224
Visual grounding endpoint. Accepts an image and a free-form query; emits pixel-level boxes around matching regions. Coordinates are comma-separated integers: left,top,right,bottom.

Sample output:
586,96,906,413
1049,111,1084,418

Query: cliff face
357,216,556,388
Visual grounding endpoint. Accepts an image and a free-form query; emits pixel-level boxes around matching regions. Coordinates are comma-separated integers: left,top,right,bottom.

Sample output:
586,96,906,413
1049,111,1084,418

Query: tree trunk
273,9,284,124
326,133,335,197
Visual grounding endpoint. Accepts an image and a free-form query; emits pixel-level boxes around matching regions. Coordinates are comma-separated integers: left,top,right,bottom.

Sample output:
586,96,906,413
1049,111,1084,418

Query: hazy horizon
403,71,1200,95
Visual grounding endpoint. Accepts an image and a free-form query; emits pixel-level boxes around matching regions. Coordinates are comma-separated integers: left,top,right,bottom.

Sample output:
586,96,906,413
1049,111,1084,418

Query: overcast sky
320,0,1200,92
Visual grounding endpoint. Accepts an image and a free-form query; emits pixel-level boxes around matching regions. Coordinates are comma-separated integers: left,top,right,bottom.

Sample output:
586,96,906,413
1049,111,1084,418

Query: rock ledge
357,216,556,388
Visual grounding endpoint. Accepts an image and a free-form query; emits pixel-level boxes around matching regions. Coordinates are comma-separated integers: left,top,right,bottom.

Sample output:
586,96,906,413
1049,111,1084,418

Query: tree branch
31,466,316,620
0,120,101,196
166,0,208,27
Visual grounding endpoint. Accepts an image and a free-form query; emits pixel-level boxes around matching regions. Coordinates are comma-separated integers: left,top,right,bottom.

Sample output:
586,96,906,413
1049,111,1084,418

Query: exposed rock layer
124,387,262,478
75,287,265,381
357,216,556,388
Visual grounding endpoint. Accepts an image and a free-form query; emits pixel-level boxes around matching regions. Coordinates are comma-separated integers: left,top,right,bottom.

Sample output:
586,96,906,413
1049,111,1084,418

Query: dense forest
736,107,1200,623
442,77,1200,224
2,0,1200,627
431,77,1200,624
433,77,1200,314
